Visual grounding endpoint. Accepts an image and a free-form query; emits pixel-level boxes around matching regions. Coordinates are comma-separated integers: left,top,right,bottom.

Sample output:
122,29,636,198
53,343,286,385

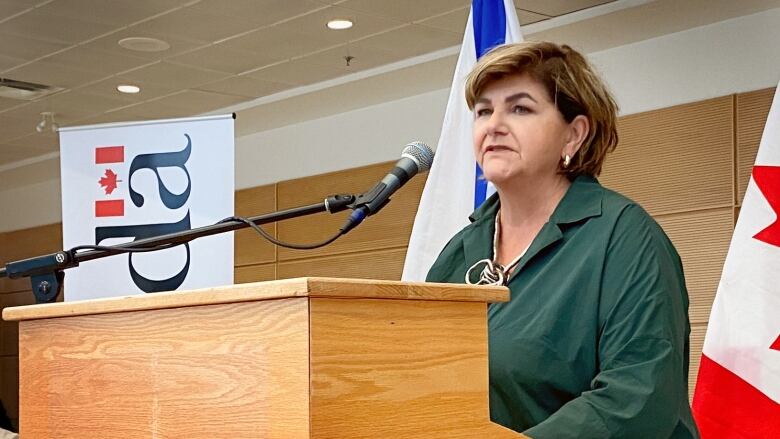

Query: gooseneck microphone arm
0,141,435,304
0,193,357,303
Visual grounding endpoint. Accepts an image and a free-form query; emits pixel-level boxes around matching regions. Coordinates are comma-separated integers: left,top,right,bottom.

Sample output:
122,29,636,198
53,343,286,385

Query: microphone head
402,141,434,173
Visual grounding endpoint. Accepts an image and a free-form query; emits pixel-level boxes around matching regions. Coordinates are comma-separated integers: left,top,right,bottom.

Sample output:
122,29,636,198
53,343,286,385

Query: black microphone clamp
339,141,434,235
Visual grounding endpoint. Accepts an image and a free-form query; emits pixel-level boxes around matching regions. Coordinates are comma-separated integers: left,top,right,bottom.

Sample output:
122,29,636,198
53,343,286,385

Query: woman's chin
482,168,518,185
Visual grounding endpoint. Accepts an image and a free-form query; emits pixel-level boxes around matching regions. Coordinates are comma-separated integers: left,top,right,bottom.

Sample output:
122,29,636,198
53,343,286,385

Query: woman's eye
512,105,530,114
475,108,492,117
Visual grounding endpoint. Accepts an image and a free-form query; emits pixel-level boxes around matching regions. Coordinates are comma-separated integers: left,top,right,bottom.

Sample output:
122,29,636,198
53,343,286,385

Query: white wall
235,88,449,189
1,8,779,232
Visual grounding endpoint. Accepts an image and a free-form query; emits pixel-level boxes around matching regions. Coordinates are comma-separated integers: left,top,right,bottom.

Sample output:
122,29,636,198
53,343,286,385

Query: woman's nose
485,111,507,134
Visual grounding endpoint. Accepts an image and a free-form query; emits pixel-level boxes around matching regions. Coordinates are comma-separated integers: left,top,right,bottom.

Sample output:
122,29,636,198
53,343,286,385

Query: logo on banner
95,145,125,217
92,135,194,293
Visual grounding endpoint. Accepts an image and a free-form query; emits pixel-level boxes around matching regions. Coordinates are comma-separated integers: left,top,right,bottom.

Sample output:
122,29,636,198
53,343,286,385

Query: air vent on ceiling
0,77,63,101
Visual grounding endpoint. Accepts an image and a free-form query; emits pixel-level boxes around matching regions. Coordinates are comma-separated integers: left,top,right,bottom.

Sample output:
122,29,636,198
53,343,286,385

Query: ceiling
0,0,618,168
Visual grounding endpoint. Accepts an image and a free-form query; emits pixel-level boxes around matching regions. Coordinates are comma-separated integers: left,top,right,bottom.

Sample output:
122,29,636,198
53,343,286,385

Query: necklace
465,209,531,286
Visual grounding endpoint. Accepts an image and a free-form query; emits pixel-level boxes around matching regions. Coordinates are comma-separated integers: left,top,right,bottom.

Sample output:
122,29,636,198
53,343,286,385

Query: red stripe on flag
95,200,124,217
693,354,780,438
95,146,124,164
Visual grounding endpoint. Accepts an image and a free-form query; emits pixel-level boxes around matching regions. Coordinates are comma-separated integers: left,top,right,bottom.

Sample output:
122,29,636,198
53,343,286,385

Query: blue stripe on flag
473,0,507,208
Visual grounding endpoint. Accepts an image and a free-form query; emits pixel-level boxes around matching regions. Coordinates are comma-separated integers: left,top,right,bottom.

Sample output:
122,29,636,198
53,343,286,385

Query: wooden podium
3,277,526,438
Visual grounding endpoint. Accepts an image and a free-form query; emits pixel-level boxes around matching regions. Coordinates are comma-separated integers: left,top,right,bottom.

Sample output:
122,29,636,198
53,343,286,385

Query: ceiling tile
0,0,32,22
82,28,206,61
519,0,615,17
416,6,550,34
76,76,181,104
220,25,333,62
44,47,153,76
196,76,291,98
0,53,26,71
301,42,408,72
416,6,468,33
120,61,232,89
147,89,249,113
245,59,349,86
168,44,280,75
41,90,131,118
0,112,36,143
3,59,107,88
338,0,470,23
129,8,261,44
0,97,24,112
0,8,115,45
37,0,192,27
103,101,189,121
0,33,70,64
1,94,99,126
357,24,461,58
223,5,404,58
281,5,405,42
517,8,551,25
190,0,328,27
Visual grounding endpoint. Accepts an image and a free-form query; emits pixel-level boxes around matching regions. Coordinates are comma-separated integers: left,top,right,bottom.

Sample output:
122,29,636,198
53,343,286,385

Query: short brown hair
466,41,619,178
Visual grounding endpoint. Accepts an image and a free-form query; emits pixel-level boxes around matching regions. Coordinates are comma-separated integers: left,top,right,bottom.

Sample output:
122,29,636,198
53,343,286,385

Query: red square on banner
95,200,124,217
95,146,124,164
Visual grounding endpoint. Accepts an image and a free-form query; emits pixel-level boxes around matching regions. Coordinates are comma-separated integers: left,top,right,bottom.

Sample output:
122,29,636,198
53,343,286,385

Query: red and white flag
95,145,125,217
692,83,780,437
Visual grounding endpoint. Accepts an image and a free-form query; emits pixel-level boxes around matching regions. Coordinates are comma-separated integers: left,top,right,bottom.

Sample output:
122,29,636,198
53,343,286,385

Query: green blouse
426,176,699,438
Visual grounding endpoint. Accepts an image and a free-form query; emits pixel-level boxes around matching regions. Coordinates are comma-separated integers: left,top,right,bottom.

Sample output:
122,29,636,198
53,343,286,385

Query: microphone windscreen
402,141,434,173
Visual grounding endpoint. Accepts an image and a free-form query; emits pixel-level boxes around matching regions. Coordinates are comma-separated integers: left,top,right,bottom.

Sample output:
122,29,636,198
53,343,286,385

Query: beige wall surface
0,87,775,430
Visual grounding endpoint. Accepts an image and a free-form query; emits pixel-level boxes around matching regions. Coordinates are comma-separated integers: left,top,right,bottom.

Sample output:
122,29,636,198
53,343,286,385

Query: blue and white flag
402,0,523,281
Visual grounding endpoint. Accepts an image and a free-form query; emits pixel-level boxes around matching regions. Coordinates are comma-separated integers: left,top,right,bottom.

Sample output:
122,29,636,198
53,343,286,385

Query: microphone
341,141,434,234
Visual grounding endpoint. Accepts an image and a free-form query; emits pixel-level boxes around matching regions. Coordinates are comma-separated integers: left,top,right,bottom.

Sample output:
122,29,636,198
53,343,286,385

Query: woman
426,42,699,438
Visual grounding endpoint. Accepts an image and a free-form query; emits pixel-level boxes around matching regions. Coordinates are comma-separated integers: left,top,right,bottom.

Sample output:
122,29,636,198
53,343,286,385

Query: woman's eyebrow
475,91,537,105
504,92,537,103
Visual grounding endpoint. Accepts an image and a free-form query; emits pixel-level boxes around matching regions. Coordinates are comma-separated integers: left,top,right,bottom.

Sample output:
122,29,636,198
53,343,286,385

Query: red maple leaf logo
98,169,121,195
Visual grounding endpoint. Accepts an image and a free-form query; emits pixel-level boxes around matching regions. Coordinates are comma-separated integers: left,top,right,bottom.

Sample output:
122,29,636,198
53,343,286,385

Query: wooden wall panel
601,97,734,215
234,184,276,266
0,223,62,294
276,161,425,261
655,208,733,325
736,87,775,205
234,263,276,284
278,248,407,281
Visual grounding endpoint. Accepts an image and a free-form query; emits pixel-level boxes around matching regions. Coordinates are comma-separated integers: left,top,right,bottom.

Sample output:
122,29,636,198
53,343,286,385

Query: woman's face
472,73,574,187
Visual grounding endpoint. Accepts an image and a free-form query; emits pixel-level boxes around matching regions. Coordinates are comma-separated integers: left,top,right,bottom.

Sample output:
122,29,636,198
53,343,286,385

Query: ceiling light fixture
117,84,141,94
327,19,353,30
35,111,59,133
118,37,170,52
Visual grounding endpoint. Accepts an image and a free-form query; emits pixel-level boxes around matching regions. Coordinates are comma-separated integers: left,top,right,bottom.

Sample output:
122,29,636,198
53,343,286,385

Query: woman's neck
495,174,572,228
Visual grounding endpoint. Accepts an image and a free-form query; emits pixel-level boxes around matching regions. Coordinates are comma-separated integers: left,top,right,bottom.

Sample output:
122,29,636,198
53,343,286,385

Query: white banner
60,114,235,301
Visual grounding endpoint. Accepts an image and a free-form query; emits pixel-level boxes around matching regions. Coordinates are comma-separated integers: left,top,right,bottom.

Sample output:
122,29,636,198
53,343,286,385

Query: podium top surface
2,277,509,322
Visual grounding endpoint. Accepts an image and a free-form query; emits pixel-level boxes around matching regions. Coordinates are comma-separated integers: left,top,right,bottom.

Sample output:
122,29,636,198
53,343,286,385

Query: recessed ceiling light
327,19,353,30
117,84,141,94
118,37,170,52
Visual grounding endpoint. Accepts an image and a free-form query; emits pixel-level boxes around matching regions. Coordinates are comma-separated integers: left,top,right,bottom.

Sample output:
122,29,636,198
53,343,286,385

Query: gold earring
563,154,571,168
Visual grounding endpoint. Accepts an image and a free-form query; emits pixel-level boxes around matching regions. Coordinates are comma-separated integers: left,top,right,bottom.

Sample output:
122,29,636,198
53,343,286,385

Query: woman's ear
564,115,590,158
